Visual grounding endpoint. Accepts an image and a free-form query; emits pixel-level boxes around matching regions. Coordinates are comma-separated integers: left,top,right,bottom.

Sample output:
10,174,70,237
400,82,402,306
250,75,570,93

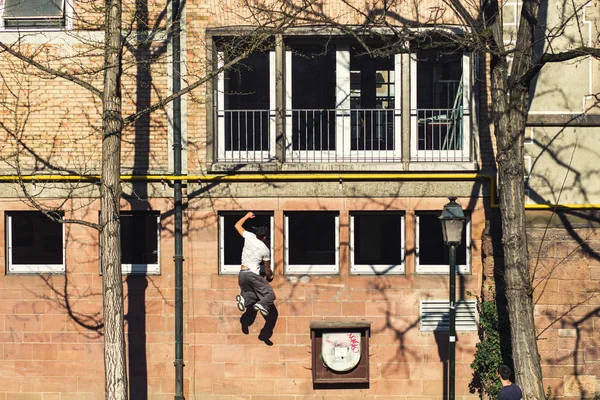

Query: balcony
213,44,474,169
216,109,276,163
286,108,400,163
411,107,470,162
215,107,471,164
216,108,403,163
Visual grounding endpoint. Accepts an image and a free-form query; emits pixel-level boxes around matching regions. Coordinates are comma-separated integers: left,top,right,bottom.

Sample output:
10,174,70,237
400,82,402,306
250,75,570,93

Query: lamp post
439,197,466,400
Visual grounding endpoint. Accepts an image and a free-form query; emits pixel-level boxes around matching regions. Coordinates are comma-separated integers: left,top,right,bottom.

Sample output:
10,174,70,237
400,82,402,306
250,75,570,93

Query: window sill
350,265,405,275
415,266,471,275
285,265,339,275
7,266,65,274
121,265,161,275
407,162,478,172
209,161,479,173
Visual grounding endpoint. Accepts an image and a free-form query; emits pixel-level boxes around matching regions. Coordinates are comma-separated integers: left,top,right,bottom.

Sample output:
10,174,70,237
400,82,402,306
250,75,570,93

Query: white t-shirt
241,231,270,275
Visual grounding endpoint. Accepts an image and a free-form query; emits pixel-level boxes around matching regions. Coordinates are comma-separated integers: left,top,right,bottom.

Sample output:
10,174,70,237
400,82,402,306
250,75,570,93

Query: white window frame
216,50,276,162
285,45,402,161
121,212,161,275
345,52,403,161
284,212,339,275
415,212,471,274
218,213,275,275
419,300,478,332
0,0,74,31
99,211,161,275
6,212,66,274
409,51,471,161
349,212,405,275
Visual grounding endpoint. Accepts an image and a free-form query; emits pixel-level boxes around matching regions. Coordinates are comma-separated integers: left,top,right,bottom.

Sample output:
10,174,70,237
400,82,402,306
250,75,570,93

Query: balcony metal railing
412,107,469,162
216,108,470,163
286,108,401,163
217,109,274,163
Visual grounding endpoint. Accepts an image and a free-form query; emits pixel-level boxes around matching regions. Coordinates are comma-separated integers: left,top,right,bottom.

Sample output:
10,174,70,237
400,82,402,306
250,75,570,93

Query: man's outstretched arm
234,212,255,237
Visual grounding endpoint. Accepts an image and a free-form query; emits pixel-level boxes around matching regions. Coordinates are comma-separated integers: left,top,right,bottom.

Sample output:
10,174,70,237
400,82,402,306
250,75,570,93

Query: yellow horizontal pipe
0,173,598,209
524,204,600,209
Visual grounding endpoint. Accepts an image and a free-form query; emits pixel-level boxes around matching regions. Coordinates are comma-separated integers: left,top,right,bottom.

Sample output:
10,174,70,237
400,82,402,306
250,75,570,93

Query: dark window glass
222,212,271,266
121,212,159,265
10,212,63,265
416,50,462,109
224,51,270,110
223,51,270,152
353,213,402,265
290,43,336,151
288,212,336,265
416,50,464,151
3,0,65,28
418,212,467,266
350,47,395,151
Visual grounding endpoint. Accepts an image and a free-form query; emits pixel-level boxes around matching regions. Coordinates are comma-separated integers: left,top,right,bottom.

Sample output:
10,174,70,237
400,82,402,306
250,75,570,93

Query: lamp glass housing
439,198,466,245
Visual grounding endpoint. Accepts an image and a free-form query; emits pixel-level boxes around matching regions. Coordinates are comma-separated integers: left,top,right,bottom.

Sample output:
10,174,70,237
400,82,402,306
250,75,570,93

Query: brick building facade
0,0,599,399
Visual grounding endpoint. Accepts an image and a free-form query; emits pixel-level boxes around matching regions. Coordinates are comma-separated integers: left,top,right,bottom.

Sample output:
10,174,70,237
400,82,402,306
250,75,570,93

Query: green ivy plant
545,386,558,400
469,295,503,399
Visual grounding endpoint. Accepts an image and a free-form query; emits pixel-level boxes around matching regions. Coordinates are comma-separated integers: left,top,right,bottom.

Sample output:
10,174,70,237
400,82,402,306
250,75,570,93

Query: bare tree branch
0,41,103,97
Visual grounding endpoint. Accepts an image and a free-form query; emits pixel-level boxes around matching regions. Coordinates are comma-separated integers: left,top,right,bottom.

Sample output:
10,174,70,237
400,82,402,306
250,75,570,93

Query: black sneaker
236,295,245,312
253,303,269,317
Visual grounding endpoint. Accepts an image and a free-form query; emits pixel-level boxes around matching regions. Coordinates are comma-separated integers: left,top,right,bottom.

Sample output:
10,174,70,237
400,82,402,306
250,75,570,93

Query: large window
219,212,274,274
216,49,275,162
211,34,475,165
410,48,471,161
284,212,339,275
287,43,337,156
1,0,72,30
350,212,405,275
284,41,402,162
100,211,160,275
6,211,65,274
350,46,400,155
415,211,471,274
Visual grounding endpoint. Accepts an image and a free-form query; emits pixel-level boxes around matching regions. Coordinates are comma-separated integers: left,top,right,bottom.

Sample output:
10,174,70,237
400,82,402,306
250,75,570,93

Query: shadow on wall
434,325,449,400
239,304,279,346
125,276,149,399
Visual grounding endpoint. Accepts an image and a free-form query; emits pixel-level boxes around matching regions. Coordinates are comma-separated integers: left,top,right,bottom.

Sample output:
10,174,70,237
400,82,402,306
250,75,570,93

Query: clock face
321,332,362,372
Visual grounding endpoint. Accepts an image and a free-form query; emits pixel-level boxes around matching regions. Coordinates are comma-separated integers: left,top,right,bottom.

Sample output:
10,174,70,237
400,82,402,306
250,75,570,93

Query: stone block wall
528,210,600,399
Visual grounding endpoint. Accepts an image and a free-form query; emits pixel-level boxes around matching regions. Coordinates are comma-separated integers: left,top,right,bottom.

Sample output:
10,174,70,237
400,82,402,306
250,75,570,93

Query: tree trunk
490,73,546,400
496,120,545,399
484,0,546,396
101,0,127,399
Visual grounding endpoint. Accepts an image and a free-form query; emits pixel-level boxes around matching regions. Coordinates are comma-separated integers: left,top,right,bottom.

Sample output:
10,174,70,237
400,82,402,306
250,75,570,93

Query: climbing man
234,212,276,317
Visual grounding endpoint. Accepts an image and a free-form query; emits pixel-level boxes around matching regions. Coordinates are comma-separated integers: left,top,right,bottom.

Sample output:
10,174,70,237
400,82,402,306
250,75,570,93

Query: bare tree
101,0,127,397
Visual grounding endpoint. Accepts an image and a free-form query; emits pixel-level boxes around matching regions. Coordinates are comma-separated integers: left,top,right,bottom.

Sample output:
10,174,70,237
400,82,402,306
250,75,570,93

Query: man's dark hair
497,364,512,380
253,225,269,240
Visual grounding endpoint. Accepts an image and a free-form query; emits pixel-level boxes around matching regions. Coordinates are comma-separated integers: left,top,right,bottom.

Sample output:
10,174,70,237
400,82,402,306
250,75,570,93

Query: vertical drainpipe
171,0,185,398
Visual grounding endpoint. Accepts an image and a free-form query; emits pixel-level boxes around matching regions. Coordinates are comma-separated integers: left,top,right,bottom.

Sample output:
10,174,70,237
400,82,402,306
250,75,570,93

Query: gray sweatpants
238,270,276,311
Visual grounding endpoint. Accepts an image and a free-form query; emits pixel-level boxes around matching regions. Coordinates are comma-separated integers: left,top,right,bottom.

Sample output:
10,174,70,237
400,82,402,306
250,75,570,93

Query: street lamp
439,197,466,400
